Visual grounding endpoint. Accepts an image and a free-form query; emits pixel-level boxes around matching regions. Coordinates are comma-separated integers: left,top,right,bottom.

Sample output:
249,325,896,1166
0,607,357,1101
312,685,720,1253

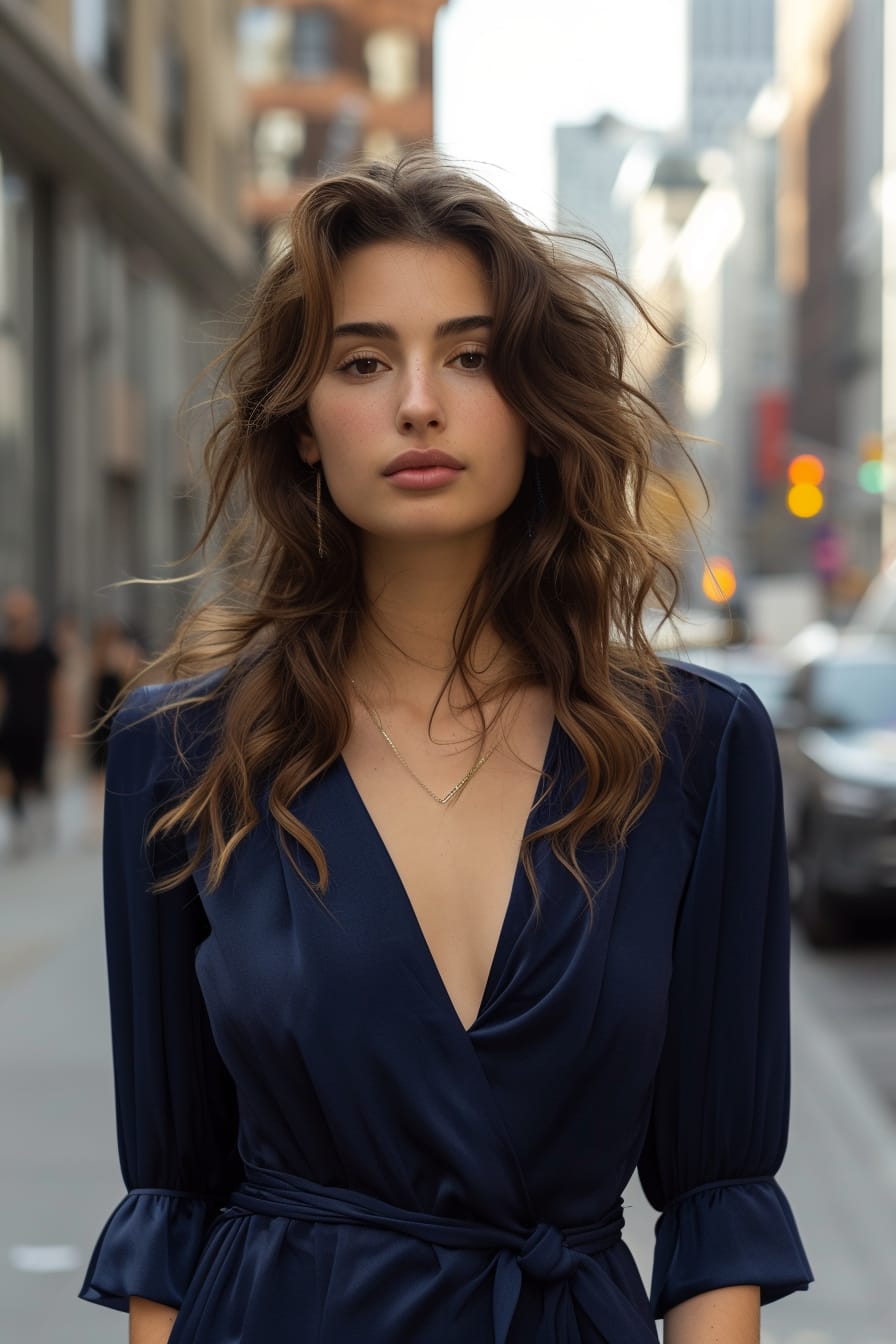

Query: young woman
77,150,812,1343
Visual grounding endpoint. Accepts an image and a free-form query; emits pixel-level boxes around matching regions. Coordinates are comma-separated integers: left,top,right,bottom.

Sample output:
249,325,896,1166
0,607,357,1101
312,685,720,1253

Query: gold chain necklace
348,676,503,805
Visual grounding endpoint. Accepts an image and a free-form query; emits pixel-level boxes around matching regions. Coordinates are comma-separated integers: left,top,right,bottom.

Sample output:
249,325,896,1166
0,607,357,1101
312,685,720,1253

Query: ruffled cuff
649,1176,814,1317
78,1187,220,1312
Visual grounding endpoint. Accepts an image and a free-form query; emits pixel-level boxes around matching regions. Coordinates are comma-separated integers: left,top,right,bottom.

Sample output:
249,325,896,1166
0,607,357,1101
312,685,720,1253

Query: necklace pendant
348,675,502,805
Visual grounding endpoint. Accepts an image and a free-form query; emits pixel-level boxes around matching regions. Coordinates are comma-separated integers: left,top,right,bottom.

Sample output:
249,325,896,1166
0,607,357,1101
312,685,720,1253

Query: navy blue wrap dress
78,659,813,1341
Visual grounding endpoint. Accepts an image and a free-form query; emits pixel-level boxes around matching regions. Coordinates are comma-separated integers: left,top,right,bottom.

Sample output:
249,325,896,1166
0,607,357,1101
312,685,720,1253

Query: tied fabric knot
493,1224,585,1344
224,1164,632,1342
517,1223,576,1283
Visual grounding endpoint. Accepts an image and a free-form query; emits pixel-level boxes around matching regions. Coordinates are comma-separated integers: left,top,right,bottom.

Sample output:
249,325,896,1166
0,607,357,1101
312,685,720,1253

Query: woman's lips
384,466,464,489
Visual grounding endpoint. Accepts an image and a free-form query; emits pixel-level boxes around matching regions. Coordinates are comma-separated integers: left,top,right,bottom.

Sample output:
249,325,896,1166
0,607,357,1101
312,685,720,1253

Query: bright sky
433,0,688,227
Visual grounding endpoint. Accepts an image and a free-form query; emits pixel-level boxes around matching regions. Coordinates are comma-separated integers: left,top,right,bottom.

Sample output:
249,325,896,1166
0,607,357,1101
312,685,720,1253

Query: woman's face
300,240,530,547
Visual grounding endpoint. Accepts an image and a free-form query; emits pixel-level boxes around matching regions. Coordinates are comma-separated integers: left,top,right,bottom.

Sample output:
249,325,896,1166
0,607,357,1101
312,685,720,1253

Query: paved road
791,920,896,1120
1,779,895,1342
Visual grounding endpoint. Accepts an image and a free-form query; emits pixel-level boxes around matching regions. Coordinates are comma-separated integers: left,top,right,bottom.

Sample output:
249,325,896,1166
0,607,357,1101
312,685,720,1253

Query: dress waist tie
221,1162,631,1344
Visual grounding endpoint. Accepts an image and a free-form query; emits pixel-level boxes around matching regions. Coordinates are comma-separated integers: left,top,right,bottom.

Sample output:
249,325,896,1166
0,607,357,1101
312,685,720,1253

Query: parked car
774,636,896,944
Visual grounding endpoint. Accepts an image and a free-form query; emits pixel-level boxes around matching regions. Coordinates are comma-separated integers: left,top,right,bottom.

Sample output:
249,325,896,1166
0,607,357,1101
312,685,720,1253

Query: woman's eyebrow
331,315,493,341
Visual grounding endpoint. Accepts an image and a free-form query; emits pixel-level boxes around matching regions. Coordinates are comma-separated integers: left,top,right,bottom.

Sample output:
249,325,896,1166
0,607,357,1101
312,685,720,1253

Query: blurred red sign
755,390,789,485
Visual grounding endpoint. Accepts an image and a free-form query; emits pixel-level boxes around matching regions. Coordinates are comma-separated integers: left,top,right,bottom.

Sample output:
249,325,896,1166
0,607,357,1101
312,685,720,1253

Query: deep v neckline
336,715,560,1036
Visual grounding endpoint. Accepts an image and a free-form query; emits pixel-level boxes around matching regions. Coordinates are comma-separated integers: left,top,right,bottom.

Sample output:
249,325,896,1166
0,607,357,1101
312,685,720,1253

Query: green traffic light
857,460,884,493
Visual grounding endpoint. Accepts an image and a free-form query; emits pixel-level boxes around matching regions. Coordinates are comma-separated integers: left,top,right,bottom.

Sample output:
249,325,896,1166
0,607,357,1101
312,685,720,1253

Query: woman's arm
77,686,242,1318
663,1284,760,1343
129,1297,179,1344
636,686,813,1321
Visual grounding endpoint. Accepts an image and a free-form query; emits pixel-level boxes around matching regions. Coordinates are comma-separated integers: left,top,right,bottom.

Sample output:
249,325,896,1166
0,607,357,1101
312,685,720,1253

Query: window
364,28,418,100
72,0,129,92
239,6,336,82
159,31,189,167
238,6,292,84
253,110,307,191
292,9,335,78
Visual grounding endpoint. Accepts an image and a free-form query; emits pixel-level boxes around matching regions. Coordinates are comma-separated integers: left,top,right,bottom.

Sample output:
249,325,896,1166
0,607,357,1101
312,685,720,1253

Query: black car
775,637,896,944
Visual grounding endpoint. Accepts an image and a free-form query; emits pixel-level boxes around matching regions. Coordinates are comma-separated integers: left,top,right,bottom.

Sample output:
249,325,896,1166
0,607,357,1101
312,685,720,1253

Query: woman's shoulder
109,665,235,782
657,655,777,802
662,653,748,711
662,654,773,733
125,665,233,711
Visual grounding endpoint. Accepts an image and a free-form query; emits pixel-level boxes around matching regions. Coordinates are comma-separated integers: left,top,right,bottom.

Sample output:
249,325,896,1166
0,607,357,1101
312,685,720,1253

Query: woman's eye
339,356,384,376
454,350,486,370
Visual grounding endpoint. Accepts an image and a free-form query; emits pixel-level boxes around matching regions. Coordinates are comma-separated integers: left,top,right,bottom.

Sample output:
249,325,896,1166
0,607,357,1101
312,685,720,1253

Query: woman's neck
347,532,517,718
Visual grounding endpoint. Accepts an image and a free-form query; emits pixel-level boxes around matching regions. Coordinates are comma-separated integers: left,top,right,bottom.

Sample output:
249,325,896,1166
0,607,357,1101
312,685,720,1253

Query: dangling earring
315,466,325,559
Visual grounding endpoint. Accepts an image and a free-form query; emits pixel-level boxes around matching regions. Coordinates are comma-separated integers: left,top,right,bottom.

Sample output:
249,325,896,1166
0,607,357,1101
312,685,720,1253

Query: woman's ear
296,411,320,466
298,434,320,467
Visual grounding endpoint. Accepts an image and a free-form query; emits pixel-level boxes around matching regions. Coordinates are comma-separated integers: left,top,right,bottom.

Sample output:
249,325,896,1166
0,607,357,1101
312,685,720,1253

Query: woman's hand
663,1284,760,1343
129,1296,179,1343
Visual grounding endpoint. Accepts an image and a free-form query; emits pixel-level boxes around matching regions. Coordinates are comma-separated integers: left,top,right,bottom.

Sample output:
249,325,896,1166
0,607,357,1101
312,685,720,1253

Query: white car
847,559,896,638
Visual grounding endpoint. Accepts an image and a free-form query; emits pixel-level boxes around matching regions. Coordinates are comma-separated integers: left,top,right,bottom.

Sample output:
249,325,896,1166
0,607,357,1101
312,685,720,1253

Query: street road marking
8,1244,81,1272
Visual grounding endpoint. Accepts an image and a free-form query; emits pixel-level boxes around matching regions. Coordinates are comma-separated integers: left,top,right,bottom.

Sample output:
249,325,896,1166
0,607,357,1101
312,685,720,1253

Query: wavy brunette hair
100,147,704,918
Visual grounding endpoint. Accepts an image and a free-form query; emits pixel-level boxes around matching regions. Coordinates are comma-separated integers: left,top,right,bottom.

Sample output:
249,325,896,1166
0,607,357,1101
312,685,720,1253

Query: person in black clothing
86,617,145,793
0,586,60,855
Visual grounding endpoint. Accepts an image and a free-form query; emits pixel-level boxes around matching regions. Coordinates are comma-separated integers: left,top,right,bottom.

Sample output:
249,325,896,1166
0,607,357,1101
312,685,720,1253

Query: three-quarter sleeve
78,686,241,1313
637,682,813,1317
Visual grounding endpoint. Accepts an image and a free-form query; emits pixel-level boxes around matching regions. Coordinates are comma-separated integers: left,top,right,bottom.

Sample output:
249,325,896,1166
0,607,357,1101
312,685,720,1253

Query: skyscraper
554,113,648,277
687,0,776,149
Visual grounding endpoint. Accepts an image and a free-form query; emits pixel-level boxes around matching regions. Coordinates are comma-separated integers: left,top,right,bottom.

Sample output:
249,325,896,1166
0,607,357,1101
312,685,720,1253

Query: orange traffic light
702,557,737,603
786,454,825,516
788,454,824,486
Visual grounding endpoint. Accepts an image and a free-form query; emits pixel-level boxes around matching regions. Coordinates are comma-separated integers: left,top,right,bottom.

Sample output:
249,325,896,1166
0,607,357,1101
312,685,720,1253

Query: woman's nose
395,364,445,434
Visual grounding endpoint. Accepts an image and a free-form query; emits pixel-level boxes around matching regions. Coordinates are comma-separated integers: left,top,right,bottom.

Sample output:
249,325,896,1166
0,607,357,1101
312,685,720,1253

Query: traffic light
857,434,883,494
786,453,824,517
702,556,737,604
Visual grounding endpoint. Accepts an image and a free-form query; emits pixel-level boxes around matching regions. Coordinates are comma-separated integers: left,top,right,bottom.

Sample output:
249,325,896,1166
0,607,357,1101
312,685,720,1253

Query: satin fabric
78,660,813,1341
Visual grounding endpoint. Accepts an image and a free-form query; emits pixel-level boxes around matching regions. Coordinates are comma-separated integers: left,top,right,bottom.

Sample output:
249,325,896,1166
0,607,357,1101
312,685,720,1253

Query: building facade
687,0,775,150
778,0,885,587
238,0,445,258
885,0,896,562
554,113,648,279
0,0,255,654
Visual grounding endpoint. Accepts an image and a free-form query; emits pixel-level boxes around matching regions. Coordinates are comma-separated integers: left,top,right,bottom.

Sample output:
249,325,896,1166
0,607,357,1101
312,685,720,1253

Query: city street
2,0,895,1340
1,777,895,1342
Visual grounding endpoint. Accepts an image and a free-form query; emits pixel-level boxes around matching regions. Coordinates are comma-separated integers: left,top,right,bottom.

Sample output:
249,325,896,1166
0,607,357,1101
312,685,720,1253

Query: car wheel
799,816,847,947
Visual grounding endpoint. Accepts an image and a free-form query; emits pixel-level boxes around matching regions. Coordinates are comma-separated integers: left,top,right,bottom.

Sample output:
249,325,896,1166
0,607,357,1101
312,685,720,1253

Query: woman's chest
336,696,558,1032
191,751,695,1069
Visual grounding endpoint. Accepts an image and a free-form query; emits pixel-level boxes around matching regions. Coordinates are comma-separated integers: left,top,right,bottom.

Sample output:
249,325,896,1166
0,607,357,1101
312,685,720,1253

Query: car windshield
810,659,896,729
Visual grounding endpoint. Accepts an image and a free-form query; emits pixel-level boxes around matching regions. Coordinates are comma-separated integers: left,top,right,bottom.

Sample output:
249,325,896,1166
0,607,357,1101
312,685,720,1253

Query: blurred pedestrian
50,603,92,785
78,151,813,1343
0,586,60,858
86,617,145,777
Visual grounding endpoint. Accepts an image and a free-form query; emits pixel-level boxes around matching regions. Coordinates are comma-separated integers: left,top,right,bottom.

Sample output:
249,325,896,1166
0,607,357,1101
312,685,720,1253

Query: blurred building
554,113,647,278
0,0,255,653
778,0,886,588
885,3,896,563
621,112,792,609
623,148,712,606
238,0,445,259
687,0,775,150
